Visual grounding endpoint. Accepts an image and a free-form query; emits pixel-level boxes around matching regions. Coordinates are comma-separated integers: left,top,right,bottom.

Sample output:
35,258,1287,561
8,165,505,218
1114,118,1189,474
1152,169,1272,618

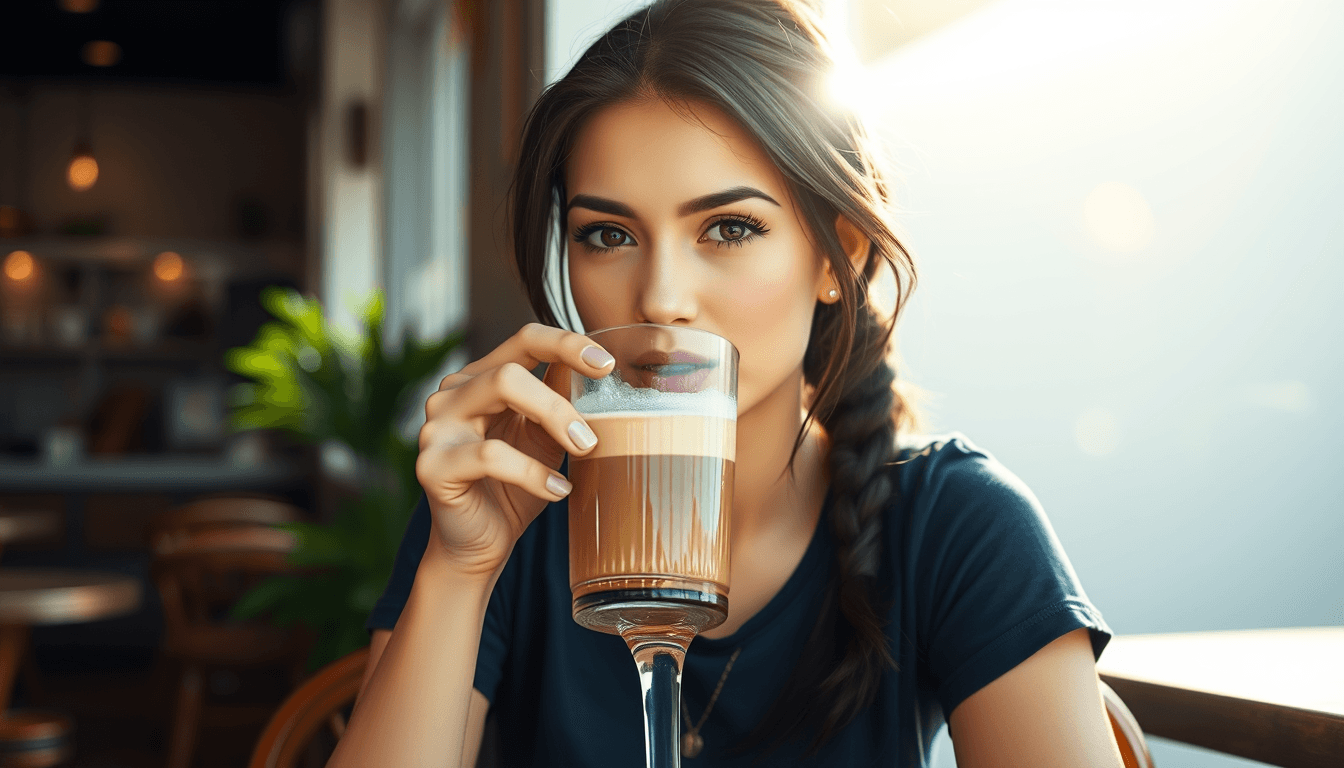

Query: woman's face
565,97,829,416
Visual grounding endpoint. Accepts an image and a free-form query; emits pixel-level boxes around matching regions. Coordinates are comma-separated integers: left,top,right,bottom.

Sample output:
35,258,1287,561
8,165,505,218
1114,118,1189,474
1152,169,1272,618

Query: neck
732,371,826,542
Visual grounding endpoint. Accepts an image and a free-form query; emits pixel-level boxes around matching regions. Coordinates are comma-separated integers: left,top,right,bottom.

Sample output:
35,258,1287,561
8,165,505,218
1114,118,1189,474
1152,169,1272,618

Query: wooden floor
19,650,291,768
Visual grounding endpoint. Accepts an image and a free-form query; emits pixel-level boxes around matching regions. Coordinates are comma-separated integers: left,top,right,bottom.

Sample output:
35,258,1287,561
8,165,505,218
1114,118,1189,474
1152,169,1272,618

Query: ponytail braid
813,305,898,731
739,288,909,756
800,293,900,744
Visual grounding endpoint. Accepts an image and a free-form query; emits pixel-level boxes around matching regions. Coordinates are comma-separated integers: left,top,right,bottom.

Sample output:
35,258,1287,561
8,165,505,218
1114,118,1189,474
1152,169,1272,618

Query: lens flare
153,251,185,282
3,251,35,282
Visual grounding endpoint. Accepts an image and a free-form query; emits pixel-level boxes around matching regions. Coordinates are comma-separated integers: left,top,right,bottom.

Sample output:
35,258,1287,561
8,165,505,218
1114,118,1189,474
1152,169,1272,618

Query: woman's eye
707,222,749,242
702,216,767,247
580,226,633,250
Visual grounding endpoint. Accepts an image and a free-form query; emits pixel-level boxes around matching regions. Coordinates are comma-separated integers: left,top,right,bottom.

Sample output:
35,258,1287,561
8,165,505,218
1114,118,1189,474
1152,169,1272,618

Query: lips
629,350,715,393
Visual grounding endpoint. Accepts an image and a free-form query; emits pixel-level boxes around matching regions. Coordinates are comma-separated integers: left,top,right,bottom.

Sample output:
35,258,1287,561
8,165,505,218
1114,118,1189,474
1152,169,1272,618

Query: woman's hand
415,323,614,577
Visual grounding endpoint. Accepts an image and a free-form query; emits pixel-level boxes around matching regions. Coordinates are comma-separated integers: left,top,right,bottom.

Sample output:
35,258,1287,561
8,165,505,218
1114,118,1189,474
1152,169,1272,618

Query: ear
834,214,870,273
819,214,871,299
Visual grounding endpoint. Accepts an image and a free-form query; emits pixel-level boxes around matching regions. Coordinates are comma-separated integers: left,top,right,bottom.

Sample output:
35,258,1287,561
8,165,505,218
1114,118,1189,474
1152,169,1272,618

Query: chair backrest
150,496,302,549
249,646,369,768
150,497,303,632
1102,680,1154,768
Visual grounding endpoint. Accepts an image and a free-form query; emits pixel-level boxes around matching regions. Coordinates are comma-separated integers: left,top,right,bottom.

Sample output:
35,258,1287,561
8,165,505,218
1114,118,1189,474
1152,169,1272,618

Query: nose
634,239,698,326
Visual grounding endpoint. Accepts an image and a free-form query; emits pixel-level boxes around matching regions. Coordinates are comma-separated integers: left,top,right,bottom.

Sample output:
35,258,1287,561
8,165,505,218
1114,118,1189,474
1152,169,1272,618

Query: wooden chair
246,653,1153,768
149,497,308,768
1103,680,1155,768
248,646,368,768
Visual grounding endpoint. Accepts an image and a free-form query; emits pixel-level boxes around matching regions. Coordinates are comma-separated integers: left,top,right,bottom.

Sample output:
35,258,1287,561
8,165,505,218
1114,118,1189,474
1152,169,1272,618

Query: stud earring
827,289,838,299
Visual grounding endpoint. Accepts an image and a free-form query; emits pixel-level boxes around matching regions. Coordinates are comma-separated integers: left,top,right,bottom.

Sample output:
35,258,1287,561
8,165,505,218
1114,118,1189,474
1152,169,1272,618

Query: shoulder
890,431,1039,517
885,432,1059,565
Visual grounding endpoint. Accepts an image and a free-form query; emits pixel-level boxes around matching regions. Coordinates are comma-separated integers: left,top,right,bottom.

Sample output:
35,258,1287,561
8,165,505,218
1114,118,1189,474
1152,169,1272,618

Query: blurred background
0,0,1339,766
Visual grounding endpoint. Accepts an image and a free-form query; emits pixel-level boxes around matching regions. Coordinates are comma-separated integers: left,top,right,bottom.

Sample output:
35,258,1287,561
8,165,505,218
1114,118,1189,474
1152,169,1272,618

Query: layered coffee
569,405,735,635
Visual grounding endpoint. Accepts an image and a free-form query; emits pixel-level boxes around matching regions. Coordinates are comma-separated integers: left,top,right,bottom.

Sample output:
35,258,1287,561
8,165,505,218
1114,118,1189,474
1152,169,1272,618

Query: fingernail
568,420,598,451
546,474,572,497
581,345,615,369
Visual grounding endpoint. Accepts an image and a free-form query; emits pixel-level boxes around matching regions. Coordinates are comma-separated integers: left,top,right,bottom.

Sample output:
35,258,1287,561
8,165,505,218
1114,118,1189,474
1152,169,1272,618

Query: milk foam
573,375,737,420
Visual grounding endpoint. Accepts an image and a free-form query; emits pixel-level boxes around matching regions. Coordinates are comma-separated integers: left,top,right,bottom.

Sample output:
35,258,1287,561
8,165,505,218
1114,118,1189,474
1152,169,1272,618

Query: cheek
568,251,628,331
713,246,821,407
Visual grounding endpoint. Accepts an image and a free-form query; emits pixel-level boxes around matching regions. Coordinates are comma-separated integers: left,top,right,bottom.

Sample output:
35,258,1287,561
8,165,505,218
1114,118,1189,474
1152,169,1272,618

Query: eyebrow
566,185,781,219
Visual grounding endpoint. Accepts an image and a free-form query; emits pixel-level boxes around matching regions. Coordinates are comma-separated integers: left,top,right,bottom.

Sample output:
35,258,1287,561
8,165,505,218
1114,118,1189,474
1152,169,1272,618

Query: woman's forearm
329,545,500,768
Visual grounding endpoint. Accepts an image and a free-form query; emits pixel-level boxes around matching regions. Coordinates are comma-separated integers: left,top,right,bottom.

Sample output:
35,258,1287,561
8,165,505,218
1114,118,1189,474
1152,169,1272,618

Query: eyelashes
572,221,634,252
704,213,770,248
571,212,771,253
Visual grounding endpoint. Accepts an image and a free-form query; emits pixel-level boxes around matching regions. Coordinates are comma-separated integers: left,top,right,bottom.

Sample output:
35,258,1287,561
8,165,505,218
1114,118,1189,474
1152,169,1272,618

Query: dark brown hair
509,0,917,751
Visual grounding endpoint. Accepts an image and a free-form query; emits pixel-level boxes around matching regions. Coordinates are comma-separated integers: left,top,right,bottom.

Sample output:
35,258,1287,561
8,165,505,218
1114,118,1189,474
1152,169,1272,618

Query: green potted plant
226,287,462,668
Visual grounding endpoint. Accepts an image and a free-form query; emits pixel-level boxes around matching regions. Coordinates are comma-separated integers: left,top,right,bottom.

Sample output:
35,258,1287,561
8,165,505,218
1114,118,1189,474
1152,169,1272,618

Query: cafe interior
0,0,1339,766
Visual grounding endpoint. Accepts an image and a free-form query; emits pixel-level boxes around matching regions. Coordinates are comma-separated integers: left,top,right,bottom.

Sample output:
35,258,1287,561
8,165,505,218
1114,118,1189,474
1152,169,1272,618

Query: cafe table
0,509,60,559
1096,627,1344,768
0,568,142,765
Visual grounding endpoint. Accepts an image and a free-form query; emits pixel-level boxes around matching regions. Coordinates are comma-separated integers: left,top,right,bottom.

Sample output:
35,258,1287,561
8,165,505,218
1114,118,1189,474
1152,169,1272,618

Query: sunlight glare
1083,182,1155,253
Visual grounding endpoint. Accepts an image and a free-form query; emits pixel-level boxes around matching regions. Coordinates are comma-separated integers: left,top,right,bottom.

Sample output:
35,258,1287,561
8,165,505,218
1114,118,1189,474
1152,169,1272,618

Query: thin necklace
680,647,742,759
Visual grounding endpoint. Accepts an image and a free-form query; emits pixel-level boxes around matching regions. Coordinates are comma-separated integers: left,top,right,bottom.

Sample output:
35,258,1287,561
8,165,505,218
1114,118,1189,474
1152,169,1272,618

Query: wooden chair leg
165,664,202,768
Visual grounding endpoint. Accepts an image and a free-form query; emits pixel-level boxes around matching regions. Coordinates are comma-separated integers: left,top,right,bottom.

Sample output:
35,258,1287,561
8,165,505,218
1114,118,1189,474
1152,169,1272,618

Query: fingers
420,438,572,504
442,324,613,390
426,361,599,455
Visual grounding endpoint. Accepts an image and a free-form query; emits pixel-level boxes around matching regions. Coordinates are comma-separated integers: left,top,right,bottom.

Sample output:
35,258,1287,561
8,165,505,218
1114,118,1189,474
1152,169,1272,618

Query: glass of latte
569,324,737,768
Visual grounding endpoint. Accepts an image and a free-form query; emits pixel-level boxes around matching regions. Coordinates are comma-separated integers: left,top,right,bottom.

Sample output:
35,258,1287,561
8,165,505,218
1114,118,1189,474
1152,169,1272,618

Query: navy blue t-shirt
368,434,1111,766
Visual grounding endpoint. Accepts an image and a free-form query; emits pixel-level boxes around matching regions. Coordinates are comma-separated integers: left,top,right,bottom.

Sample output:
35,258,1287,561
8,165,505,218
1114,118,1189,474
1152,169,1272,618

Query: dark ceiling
0,0,298,86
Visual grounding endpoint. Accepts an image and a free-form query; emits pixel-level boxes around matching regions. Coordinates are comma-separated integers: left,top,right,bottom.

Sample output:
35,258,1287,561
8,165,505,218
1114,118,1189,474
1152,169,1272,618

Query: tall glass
568,324,738,768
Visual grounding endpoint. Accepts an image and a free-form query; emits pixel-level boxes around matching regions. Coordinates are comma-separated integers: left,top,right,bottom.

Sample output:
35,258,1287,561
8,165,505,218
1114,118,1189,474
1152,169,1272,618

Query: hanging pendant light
67,88,98,192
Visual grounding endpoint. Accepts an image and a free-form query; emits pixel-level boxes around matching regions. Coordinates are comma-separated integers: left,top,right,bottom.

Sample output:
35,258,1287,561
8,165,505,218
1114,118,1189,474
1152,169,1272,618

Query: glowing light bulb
81,41,122,68
154,251,185,282
4,251,35,282
67,153,99,191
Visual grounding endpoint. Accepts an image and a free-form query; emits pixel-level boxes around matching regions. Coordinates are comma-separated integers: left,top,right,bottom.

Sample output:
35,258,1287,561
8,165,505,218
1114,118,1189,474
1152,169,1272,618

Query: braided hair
508,0,917,750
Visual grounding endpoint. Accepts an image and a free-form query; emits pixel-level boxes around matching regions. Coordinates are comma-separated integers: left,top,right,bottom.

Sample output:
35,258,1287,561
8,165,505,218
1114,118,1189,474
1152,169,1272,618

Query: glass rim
584,323,740,359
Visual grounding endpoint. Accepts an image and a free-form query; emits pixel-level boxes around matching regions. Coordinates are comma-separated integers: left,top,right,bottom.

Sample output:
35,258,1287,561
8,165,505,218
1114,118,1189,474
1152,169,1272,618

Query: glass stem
631,641,686,768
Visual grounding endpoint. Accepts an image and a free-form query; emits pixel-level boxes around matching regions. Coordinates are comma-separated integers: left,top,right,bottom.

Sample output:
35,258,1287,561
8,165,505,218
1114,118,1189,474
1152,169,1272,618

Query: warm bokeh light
3,251,35,282
81,40,122,67
67,153,99,191
60,0,100,12
1083,181,1156,253
153,251,185,282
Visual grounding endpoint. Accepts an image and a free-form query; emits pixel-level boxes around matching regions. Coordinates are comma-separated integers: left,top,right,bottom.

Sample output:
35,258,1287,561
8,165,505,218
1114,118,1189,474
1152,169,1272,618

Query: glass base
572,588,728,640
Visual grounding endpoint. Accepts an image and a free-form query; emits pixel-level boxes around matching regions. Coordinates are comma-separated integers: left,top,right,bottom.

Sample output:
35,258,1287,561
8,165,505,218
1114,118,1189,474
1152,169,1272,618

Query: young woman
332,1,1121,766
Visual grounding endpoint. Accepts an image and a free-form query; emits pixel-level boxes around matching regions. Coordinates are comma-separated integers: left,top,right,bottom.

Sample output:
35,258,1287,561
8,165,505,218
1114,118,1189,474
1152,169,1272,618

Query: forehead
565,97,787,207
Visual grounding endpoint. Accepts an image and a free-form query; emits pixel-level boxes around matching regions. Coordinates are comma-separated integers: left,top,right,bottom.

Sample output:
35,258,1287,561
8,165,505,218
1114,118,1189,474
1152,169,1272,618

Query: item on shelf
226,431,268,468
131,305,160,346
49,305,88,348
88,385,151,455
1,309,40,346
102,304,135,346
41,426,84,466
166,379,225,449
0,206,34,238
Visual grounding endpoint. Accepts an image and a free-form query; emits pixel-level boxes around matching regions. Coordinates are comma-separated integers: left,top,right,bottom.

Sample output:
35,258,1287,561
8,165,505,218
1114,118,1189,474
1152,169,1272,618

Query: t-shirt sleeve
364,492,515,704
909,438,1112,717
